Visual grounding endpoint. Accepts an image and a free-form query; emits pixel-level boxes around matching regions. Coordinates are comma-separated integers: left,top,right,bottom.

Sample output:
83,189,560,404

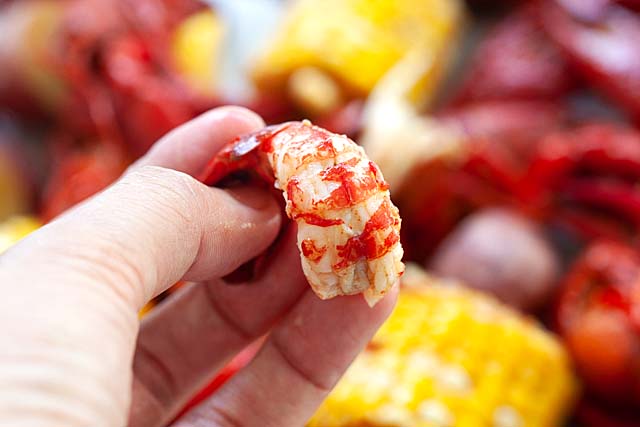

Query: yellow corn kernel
0,153,30,221
308,265,577,427
0,216,41,254
171,9,224,95
287,67,344,116
253,0,464,104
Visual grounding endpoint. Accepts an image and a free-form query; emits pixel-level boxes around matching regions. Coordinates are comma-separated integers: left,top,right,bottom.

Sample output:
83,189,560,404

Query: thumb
6,165,281,309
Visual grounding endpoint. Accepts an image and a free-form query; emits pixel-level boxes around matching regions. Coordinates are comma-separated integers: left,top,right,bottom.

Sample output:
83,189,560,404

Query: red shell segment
286,176,304,212
281,127,391,232
315,135,339,159
301,238,327,262
293,213,344,227
199,125,286,186
523,123,640,235
334,200,400,270
320,157,360,181
319,158,384,211
557,241,640,407
541,0,640,120
452,5,572,104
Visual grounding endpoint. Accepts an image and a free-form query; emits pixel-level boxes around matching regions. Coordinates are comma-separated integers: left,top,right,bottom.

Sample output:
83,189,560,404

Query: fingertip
221,187,282,242
350,283,398,329
133,106,265,175
358,293,397,328
377,281,400,315
184,186,282,282
205,105,265,131
183,285,400,427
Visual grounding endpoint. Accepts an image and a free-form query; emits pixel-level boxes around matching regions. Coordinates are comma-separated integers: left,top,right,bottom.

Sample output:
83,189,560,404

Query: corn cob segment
171,9,224,95
308,265,577,427
252,0,465,107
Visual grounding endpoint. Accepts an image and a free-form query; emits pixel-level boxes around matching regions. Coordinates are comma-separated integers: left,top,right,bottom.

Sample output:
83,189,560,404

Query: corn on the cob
308,265,577,427
0,215,41,254
171,9,224,95
253,0,464,111
0,155,31,221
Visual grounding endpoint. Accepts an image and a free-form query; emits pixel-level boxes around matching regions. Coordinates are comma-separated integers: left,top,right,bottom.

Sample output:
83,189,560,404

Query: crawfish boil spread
2,0,640,425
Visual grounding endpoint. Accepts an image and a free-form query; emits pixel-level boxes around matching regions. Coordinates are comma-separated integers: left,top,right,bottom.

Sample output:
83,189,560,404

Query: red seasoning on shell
201,121,404,306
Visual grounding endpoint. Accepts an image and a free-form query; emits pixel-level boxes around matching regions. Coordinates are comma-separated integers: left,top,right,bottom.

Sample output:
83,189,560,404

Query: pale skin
0,107,397,427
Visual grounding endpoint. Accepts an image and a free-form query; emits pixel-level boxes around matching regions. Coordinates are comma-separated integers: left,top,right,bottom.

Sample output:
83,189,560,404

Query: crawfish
450,5,573,105
392,98,566,263
540,0,640,122
53,0,212,156
0,0,215,156
200,121,404,306
41,137,130,221
556,241,640,424
524,123,640,242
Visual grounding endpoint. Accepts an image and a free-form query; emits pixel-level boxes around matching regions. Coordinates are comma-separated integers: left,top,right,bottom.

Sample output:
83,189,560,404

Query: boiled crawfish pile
0,0,219,219
387,2,640,425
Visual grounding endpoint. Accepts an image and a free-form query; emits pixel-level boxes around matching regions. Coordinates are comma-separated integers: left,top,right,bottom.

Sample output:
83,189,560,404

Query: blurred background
1,0,640,425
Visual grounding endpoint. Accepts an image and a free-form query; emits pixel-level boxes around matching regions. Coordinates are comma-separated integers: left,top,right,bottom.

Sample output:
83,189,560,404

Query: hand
0,107,397,427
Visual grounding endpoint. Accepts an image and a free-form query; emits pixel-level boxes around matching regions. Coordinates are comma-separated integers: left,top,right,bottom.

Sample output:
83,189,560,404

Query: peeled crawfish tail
200,121,404,306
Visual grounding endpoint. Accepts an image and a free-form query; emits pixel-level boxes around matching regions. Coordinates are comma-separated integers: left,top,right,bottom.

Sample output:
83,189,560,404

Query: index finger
172,287,398,427
131,106,265,175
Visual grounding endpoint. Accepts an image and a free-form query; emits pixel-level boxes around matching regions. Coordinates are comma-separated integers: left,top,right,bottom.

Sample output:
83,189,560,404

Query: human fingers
172,287,398,427
131,106,264,175
128,226,309,427
0,167,278,427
